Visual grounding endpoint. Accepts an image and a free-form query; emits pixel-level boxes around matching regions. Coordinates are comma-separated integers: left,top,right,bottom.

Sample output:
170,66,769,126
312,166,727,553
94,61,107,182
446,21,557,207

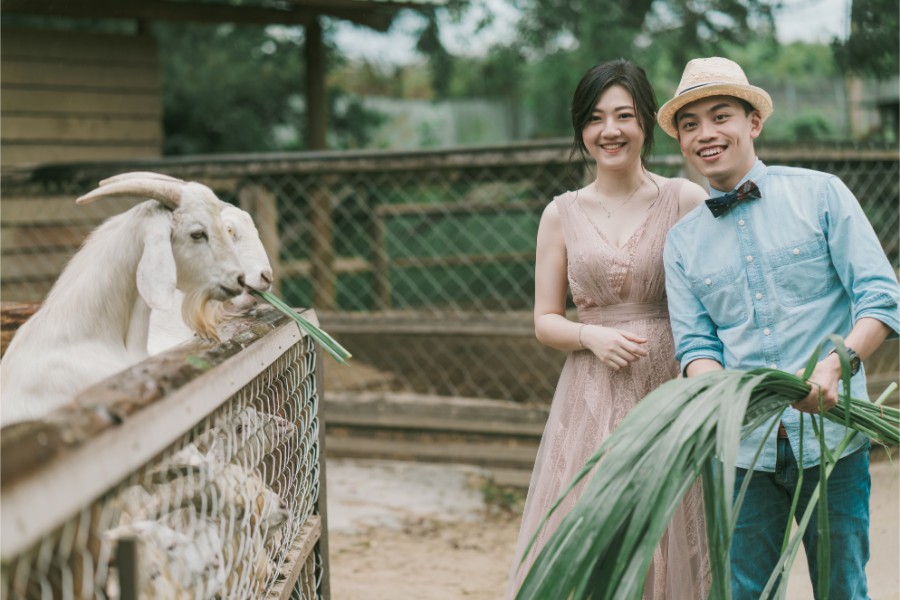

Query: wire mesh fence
0,309,327,599
2,141,897,405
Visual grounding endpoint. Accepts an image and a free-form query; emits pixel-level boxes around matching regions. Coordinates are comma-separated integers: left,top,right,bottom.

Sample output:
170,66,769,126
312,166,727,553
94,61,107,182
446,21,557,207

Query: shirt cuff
854,303,900,336
679,350,725,377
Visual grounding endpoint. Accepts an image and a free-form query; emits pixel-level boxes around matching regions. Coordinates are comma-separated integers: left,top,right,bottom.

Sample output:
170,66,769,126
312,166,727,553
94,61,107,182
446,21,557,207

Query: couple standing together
506,57,900,599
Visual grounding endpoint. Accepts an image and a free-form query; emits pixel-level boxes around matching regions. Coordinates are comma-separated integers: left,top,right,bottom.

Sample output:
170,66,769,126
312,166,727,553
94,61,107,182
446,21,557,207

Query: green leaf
516,336,898,600
250,289,352,364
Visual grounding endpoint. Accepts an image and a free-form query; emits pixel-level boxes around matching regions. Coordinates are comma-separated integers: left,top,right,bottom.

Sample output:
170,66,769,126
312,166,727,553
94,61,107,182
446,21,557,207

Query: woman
505,59,711,599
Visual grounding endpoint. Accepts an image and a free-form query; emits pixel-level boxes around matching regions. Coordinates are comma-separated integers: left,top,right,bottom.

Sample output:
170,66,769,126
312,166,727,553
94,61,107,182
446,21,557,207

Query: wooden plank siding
0,195,142,302
0,27,163,168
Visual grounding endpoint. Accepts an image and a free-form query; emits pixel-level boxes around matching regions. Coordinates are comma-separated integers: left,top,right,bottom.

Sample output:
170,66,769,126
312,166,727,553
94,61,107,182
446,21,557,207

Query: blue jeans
731,440,871,600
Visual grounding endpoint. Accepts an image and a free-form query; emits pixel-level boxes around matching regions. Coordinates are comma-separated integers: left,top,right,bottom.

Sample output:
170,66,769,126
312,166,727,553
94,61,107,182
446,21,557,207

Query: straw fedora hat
657,57,773,138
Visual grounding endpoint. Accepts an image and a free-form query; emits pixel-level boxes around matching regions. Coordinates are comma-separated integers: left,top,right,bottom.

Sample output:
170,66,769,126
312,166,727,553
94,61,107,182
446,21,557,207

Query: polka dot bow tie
705,180,761,218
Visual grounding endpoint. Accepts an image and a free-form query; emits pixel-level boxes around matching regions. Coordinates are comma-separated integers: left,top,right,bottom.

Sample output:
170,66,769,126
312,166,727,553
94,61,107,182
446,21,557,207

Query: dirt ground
326,455,899,600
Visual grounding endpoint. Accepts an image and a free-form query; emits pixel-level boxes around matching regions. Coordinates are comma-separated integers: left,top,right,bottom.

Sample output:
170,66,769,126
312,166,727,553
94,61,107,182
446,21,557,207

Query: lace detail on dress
505,178,711,600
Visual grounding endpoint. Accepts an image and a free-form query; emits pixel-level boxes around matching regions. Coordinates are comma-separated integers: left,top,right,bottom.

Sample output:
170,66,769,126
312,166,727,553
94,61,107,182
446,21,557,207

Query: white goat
0,174,245,426
94,172,274,355
148,205,273,354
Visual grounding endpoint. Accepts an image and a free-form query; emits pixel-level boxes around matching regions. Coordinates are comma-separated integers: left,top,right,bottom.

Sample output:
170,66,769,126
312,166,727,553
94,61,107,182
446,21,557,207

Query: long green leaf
250,289,352,364
516,336,898,600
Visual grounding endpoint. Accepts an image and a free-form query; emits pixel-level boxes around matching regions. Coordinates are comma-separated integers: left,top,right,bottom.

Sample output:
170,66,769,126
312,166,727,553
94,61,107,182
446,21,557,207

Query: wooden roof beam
0,0,399,31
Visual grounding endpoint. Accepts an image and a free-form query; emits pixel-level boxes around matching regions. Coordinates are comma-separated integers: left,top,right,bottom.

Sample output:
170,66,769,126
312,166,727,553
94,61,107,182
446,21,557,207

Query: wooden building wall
1,27,163,167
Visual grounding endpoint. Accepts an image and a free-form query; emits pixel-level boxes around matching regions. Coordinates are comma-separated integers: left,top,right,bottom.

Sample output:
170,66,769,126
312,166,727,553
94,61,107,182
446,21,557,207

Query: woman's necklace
595,178,644,218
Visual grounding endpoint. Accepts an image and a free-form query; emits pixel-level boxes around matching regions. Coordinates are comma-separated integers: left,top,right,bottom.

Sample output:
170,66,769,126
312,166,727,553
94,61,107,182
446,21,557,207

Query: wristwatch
829,346,861,376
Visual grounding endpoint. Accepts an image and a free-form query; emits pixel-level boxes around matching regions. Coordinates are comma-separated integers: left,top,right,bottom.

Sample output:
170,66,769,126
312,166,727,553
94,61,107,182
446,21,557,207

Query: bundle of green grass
517,337,898,600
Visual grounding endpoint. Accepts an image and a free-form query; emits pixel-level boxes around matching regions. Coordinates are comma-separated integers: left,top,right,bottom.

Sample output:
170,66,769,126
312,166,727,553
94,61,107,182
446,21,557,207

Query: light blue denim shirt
664,159,900,471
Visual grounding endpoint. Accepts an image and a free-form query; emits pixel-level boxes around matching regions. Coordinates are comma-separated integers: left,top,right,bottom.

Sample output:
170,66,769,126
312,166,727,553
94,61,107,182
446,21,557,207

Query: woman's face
581,84,645,172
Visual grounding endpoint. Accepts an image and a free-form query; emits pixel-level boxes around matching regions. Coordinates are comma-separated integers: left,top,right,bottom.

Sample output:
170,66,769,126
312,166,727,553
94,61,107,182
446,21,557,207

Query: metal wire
0,331,325,599
1,142,896,406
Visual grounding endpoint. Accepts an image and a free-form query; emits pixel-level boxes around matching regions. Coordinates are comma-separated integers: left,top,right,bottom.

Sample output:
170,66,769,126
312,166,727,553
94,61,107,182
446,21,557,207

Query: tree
156,23,307,154
831,0,899,79
156,21,386,154
480,0,778,140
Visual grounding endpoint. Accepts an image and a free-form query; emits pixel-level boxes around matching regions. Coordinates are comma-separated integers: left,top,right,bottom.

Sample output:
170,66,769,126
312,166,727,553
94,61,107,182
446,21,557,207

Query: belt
777,421,789,439
577,301,670,325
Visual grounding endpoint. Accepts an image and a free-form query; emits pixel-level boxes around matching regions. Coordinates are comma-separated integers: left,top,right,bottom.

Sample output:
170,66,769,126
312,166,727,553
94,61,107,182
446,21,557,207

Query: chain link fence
0,310,328,599
2,141,897,405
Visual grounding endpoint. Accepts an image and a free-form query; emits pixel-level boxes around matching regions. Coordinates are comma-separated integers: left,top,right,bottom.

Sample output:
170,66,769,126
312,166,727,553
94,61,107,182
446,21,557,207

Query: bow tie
706,180,761,218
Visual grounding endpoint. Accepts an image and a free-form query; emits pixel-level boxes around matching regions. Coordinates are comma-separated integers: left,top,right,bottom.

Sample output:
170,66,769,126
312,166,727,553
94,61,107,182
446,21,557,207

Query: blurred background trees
16,0,891,154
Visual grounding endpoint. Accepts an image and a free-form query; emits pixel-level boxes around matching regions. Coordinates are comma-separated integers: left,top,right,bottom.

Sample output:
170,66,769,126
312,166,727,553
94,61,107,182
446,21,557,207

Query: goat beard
181,289,227,343
180,289,258,343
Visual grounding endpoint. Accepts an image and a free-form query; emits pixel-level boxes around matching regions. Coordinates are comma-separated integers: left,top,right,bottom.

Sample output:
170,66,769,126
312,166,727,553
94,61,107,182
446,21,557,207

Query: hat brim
657,82,773,138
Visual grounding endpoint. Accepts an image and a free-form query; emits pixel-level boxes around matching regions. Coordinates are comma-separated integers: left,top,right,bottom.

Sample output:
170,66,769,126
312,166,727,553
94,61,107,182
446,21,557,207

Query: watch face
847,349,861,375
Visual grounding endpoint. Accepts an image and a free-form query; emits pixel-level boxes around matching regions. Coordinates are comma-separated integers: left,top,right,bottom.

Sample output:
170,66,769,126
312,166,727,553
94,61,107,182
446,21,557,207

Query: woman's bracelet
577,323,586,349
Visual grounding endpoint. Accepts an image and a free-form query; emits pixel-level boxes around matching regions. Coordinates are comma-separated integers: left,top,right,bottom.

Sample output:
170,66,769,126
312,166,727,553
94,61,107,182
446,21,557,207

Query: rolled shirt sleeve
820,175,900,334
664,232,725,373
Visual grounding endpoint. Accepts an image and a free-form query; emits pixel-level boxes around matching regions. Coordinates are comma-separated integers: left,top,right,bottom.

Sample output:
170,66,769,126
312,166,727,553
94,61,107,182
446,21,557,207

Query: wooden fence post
309,184,336,311
370,207,389,310
239,184,281,296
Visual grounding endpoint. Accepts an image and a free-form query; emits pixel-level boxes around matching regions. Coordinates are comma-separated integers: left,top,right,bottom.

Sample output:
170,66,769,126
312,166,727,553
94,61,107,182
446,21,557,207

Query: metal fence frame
0,308,329,599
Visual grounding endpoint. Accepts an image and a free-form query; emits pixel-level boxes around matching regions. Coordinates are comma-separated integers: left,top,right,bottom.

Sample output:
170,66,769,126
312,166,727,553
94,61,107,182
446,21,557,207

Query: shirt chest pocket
690,266,748,328
768,237,840,307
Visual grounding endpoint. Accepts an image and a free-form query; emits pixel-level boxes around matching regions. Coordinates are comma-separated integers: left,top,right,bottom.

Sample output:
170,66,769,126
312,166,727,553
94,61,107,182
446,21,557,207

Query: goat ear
137,214,177,310
77,179,184,210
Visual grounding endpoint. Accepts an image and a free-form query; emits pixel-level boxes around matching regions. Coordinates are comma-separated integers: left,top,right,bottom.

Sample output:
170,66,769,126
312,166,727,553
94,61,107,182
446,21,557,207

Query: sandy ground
326,456,899,600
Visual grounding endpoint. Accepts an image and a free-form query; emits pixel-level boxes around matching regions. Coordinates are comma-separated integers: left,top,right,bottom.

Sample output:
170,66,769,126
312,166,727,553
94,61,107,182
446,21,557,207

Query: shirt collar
709,158,767,198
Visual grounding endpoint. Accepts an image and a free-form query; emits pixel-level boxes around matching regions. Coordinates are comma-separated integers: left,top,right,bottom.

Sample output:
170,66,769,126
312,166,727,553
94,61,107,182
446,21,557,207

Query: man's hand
793,353,842,413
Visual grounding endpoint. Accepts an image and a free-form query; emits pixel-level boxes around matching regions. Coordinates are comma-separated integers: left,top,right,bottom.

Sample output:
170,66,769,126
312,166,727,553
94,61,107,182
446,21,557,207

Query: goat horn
76,179,184,209
99,172,186,187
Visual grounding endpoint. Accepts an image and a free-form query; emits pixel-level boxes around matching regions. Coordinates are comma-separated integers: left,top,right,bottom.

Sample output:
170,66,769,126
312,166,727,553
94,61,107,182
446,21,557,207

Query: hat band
677,81,733,96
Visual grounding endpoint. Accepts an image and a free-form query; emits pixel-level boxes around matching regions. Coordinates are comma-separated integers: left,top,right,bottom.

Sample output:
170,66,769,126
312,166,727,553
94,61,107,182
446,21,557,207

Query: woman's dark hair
570,59,658,168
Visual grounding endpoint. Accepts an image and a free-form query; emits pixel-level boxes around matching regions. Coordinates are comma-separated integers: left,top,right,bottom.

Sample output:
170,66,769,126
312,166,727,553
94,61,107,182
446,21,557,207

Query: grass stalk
250,289,352,364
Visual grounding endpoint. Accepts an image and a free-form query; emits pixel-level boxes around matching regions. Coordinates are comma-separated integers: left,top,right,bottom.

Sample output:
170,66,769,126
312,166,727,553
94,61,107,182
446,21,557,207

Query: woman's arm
533,199,648,369
533,201,582,352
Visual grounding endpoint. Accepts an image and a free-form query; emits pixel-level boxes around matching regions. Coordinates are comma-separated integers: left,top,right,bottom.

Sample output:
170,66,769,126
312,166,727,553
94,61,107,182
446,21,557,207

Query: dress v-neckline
573,190,659,252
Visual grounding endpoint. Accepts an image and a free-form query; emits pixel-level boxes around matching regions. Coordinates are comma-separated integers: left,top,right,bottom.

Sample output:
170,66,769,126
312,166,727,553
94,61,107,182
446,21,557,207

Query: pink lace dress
505,178,710,599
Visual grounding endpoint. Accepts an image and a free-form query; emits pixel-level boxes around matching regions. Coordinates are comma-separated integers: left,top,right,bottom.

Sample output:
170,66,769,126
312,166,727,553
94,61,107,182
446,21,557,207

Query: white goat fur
148,205,273,355
0,176,245,426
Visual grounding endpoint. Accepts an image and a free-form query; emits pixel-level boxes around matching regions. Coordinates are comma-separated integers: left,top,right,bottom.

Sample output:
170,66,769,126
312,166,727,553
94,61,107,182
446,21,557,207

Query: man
658,56,899,599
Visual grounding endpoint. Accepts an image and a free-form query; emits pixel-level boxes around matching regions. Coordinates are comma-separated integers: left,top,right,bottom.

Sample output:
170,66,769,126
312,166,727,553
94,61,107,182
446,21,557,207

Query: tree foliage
416,0,778,140
831,0,899,79
156,23,307,154
156,21,385,154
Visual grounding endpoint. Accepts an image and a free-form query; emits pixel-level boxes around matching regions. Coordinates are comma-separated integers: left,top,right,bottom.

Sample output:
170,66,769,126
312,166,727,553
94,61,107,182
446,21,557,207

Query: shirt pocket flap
690,265,748,328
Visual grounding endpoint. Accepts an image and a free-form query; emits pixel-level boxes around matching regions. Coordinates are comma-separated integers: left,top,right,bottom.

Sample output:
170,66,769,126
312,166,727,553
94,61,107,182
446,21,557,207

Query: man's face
675,95,762,192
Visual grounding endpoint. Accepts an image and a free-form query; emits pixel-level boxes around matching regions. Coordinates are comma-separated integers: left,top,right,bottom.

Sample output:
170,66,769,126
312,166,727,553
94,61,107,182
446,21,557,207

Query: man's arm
793,177,899,412
686,358,724,377
822,176,899,332
793,317,891,413
663,236,725,376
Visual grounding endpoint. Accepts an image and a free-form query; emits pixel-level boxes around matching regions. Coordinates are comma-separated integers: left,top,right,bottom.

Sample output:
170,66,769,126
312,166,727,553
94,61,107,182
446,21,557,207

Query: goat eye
190,230,208,241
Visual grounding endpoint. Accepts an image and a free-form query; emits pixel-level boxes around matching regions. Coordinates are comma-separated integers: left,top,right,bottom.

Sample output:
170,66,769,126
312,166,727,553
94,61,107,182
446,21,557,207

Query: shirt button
738,219,746,226
764,328,771,336
705,278,712,285
755,292,763,300
746,255,754,263
792,248,801,255
770,363,778,369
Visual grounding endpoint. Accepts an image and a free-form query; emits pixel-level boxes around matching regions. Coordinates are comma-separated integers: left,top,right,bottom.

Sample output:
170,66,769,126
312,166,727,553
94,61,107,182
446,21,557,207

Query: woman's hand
581,325,649,370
